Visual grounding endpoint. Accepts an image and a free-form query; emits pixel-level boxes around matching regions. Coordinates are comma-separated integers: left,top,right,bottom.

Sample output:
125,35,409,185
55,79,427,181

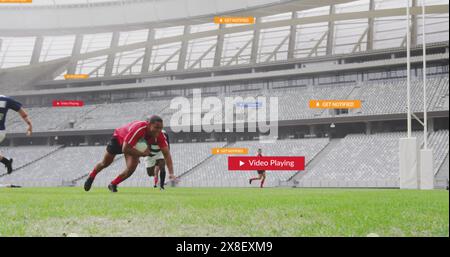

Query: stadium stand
75,99,171,130
428,130,450,174
297,132,420,187
296,130,449,188
77,141,228,187
435,155,449,189
4,77,448,134
6,105,96,133
0,146,105,186
352,77,449,116
0,145,63,176
0,130,448,188
178,138,330,187
274,85,356,120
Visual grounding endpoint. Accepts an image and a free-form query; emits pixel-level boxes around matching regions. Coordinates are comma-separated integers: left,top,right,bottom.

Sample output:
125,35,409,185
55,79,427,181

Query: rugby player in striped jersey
0,95,33,174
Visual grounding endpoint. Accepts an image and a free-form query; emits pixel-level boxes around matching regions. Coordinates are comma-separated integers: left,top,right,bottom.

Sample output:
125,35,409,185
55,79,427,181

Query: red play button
228,156,305,171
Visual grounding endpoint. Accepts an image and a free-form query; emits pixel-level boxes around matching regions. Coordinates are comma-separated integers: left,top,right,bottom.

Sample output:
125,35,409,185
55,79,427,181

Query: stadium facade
0,0,448,188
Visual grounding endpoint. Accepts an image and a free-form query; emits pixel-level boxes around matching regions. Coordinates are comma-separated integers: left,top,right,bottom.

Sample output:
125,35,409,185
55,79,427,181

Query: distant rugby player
83,115,176,193
0,95,33,174
145,128,170,190
249,148,266,188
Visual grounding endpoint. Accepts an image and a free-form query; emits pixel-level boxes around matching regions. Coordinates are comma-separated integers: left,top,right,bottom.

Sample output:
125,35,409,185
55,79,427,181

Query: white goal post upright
406,0,412,139
420,0,434,190
400,0,419,189
422,0,428,151
399,0,434,190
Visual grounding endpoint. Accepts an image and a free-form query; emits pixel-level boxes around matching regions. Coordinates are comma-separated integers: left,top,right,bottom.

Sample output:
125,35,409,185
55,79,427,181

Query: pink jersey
113,120,168,149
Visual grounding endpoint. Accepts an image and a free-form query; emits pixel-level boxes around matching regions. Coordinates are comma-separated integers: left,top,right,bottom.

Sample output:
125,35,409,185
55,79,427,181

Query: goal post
399,137,419,189
420,149,434,190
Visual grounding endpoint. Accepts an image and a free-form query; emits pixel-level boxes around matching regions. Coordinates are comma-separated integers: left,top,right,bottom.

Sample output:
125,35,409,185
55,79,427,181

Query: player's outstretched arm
18,108,32,136
161,147,176,180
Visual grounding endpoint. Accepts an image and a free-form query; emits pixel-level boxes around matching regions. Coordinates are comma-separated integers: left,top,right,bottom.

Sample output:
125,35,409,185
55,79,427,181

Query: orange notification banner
309,100,361,109
0,0,32,3
212,148,249,155
64,74,89,80
214,16,255,24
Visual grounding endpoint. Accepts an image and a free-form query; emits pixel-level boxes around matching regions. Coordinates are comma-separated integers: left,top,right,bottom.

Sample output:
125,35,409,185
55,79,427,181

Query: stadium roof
0,0,121,6
0,0,348,35
0,0,448,90
0,0,118,6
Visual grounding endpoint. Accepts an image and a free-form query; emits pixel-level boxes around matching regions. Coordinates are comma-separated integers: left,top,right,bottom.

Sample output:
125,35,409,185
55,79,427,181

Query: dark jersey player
0,95,33,174
144,128,170,190
83,115,176,193
249,148,266,188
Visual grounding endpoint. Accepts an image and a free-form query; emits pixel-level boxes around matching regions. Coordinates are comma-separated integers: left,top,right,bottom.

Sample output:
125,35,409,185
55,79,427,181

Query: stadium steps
288,138,341,183
434,154,449,189
5,107,46,133
177,141,234,180
346,84,363,115
5,112,21,129
139,100,171,120
315,84,359,118
434,78,448,110
433,78,449,110
68,104,102,129
0,145,65,178
156,101,172,116
427,78,441,111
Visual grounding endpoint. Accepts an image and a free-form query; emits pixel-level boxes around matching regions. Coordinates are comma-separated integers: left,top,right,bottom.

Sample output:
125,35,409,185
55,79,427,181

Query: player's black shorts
106,137,123,155
147,168,156,177
257,170,266,175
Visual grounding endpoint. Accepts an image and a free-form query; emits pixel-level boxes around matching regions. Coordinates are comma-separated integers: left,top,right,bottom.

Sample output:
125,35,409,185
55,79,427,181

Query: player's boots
108,184,118,193
84,176,95,191
6,158,13,174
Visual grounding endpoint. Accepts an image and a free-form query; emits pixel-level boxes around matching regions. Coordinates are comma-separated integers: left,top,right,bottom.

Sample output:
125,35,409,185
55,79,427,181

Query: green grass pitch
0,187,448,237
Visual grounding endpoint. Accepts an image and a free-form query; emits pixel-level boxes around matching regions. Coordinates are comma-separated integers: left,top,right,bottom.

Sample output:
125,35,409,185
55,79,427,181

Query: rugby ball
134,139,148,153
